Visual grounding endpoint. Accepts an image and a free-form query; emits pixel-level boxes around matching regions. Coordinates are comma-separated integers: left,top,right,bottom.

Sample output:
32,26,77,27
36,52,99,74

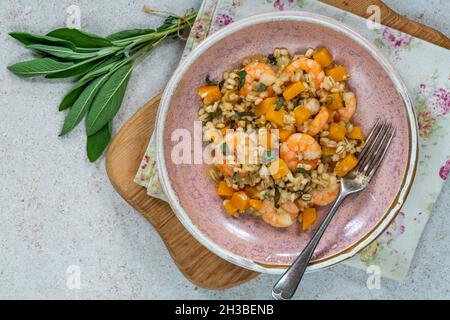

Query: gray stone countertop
0,0,448,299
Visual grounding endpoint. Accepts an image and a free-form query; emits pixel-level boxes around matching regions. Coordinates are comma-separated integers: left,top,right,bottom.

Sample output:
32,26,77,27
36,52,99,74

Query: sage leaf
60,74,109,136
274,186,280,208
45,57,102,79
58,56,122,111
47,28,113,48
27,44,100,60
80,55,123,80
86,122,112,162
7,58,75,78
107,29,154,41
59,83,86,111
237,70,246,90
9,32,76,50
86,64,133,135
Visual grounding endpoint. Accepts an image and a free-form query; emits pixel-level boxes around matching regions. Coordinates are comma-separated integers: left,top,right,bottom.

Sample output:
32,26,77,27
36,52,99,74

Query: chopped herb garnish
275,97,284,110
296,168,305,174
324,95,334,106
210,107,222,118
221,142,228,155
218,79,225,90
205,74,218,86
274,186,280,208
232,171,238,182
267,54,276,65
237,70,247,90
235,111,255,118
265,150,276,163
255,83,267,92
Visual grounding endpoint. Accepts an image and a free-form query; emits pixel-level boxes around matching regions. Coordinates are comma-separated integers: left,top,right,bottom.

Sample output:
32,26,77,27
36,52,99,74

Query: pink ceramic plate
155,12,418,273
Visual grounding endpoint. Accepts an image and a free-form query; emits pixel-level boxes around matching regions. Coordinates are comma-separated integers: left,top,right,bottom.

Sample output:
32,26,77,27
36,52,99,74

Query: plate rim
155,11,418,274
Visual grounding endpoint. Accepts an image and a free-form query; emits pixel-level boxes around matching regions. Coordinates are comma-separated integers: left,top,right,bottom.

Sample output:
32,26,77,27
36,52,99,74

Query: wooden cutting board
105,0,450,290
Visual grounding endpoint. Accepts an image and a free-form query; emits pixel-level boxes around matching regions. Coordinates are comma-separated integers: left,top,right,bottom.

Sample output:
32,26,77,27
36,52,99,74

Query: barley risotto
197,47,365,231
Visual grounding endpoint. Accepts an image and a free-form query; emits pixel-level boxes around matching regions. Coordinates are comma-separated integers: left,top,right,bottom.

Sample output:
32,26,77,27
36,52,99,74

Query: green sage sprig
8,10,197,162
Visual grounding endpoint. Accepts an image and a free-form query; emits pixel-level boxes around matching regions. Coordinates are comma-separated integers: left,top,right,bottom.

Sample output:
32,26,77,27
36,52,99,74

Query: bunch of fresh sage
8,10,197,161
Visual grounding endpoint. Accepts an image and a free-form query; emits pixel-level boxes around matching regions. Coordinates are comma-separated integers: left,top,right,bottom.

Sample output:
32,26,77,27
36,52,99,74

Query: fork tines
356,119,396,181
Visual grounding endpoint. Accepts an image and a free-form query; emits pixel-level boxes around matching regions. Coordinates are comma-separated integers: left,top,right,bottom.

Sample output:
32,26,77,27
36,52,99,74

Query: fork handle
271,193,347,300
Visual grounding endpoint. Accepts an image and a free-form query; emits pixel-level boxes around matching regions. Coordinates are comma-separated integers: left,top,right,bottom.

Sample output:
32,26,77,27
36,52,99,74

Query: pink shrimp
259,200,299,227
307,106,329,136
311,183,340,206
241,62,276,96
284,57,325,86
338,92,356,121
280,133,322,171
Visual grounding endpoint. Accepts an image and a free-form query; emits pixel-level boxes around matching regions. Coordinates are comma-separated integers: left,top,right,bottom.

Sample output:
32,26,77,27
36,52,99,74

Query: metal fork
271,119,396,300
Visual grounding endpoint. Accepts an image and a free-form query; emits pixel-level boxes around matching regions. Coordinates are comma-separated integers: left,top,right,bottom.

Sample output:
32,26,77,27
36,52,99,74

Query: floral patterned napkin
135,0,450,280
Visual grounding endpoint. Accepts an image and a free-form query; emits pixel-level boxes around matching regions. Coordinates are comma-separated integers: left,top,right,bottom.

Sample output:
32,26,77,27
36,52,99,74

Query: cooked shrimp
304,98,320,115
338,92,356,121
259,200,299,227
284,57,325,86
307,106,329,136
280,133,322,171
241,62,276,95
311,183,340,206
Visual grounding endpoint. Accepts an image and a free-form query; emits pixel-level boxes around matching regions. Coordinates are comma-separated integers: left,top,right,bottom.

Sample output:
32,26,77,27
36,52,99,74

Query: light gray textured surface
0,0,448,299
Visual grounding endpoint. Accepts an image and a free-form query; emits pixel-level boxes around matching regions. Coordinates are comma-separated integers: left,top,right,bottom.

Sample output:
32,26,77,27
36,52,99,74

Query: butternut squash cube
249,199,263,211
255,97,277,116
326,65,348,82
283,82,305,101
230,191,250,211
198,85,221,105
279,126,295,142
325,93,343,110
244,186,259,198
224,200,238,215
302,207,317,231
347,126,364,140
321,146,337,156
266,108,287,127
335,153,358,177
269,158,290,180
328,123,347,141
313,47,333,68
293,106,311,128
217,181,234,197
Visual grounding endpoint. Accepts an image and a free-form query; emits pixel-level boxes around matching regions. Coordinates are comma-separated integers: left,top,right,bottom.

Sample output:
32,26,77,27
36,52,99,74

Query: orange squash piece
328,123,347,141
249,199,263,211
293,105,311,129
322,146,337,156
198,85,221,105
347,126,364,140
224,200,238,215
279,126,295,142
269,158,290,180
326,65,348,82
230,191,250,211
325,93,343,110
283,82,305,101
255,97,277,116
302,207,317,231
266,108,287,127
244,186,259,198
335,153,358,177
313,47,333,68
217,181,234,197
